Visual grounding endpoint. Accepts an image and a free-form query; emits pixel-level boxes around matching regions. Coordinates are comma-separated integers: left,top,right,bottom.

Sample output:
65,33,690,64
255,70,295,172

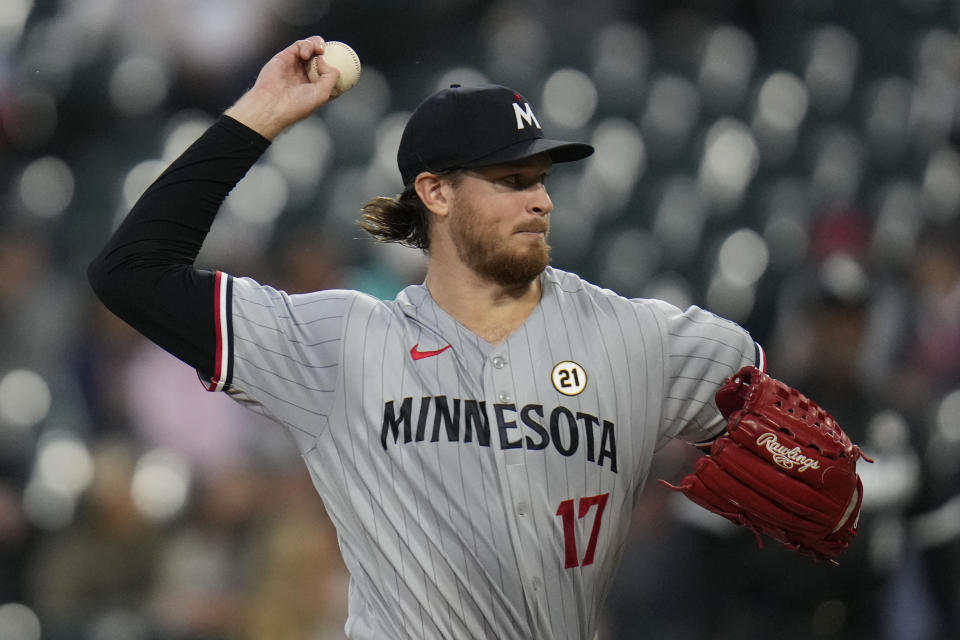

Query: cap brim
460,138,594,169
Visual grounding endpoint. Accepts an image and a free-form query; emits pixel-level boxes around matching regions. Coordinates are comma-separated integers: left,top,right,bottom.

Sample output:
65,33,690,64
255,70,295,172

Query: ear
413,172,454,217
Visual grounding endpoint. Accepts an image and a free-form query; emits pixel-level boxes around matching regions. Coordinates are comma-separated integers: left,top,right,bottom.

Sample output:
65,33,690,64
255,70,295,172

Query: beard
449,200,551,289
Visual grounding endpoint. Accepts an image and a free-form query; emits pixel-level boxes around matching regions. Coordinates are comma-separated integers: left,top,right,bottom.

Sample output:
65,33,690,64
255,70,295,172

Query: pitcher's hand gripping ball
663,366,871,562
307,41,361,97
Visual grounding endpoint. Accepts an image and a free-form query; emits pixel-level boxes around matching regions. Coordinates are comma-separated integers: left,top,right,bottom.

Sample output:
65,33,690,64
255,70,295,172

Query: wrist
224,91,289,140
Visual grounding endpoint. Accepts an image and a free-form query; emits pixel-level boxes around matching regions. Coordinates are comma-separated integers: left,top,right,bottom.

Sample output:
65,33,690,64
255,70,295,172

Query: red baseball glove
663,366,870,562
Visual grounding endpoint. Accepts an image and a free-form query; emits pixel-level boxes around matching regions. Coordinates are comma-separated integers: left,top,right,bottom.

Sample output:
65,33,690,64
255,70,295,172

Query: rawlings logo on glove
755,433,820,472
662,366,871,562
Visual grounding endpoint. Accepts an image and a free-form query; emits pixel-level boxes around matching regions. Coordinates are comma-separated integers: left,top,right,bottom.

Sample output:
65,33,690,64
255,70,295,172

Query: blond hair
358,171,462,252
358,185,431,251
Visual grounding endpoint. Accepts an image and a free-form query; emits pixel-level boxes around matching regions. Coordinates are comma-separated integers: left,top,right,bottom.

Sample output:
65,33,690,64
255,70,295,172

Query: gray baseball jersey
204,265,761,639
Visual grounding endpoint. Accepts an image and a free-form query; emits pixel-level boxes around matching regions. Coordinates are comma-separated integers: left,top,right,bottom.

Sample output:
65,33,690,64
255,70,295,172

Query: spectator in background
902,227,960,404
27,440,162,640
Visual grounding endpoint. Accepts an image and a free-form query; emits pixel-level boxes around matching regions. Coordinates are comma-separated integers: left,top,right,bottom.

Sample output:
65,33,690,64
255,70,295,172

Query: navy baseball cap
397,84,594,186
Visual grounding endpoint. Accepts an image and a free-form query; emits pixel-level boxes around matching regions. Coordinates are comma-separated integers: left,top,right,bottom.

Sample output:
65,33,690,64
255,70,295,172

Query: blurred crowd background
1,0,959,638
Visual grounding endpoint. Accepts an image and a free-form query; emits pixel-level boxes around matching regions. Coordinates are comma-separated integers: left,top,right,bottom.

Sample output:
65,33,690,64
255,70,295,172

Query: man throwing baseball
89,36,867,640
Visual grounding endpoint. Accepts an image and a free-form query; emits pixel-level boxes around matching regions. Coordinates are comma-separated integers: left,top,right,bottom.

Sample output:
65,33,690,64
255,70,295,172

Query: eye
498,174,525,188
498,173,548,190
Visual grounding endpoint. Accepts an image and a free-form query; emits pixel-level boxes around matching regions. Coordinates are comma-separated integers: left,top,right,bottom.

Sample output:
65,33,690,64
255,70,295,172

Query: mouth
514,225,548,237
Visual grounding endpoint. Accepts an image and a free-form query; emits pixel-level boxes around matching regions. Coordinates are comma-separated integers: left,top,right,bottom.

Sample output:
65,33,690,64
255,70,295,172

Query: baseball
308,41,361,96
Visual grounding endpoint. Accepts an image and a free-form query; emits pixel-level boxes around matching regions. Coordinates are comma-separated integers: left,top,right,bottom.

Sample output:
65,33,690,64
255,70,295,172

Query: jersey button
497,392,512,403
531,577,543,591
492,355,507,369
516,502,528,516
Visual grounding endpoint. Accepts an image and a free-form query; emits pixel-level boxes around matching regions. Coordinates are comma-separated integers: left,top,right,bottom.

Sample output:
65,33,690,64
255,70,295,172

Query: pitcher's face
447,154,554,288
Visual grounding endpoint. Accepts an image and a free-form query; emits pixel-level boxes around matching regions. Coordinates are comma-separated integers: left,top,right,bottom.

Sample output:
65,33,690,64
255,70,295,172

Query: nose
529,183,553,217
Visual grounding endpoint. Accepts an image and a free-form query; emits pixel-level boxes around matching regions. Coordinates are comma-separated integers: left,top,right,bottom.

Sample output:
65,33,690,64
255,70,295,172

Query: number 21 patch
551,361,587,396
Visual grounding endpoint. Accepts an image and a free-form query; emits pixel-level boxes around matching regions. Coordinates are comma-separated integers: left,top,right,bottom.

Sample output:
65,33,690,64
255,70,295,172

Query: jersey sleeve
87,115,272,378
650,299,763,445
205,273,359,443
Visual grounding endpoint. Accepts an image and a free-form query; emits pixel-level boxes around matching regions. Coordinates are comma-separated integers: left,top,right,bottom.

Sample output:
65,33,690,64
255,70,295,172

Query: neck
424,258,543,344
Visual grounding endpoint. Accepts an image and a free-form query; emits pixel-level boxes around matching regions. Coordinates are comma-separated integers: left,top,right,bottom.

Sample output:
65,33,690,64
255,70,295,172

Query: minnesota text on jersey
380,396,618,473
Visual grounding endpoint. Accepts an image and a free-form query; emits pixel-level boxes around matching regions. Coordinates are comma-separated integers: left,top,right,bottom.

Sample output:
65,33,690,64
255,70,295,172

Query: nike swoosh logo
410,344,452,361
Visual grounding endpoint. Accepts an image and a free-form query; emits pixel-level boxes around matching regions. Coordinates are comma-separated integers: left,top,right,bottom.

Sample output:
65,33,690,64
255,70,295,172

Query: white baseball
307,41,361,96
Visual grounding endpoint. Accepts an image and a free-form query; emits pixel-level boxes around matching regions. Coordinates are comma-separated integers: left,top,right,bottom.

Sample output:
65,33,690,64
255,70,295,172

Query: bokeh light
697,118,759,212
818,252,870,304
871,179,923,270
18,157,75,219
371,111,409,179
698,24,756,112
752,71,809,166
590,21,651,111
755,72,809,132
0,0,33,52
206,176,289,263
581,117,646,213
909,66,958,152
927,389,960,480
652,176,708,265
541,68,598,130
935,389,960,443
0,603,41,640
804,25,859,115
108,55,170,117
717,228,769,287
0,369,51,430
640,74,701,161
130,448,191,522
172,0,269,72
922,147,960,223
35,429,95,497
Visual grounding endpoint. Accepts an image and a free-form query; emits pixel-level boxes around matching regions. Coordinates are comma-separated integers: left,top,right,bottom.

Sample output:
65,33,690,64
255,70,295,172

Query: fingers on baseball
292,36,325,61
305,56,342,98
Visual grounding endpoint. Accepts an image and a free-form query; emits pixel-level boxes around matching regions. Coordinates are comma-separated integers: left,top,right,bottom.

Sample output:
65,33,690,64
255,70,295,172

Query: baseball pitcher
88,36,868,640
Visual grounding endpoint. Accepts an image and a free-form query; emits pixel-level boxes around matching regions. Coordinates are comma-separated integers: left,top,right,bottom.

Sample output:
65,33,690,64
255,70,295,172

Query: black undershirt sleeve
87,115,271,378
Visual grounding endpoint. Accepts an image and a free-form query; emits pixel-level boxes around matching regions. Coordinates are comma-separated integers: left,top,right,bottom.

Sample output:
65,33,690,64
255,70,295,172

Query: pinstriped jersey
205,266,760,640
